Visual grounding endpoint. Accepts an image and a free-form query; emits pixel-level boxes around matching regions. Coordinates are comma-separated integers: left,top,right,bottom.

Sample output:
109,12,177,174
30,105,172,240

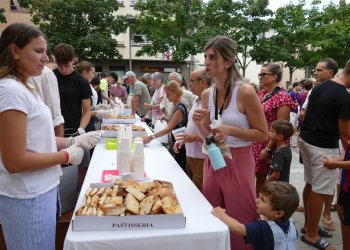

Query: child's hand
212,206,227,221
323,155,338,170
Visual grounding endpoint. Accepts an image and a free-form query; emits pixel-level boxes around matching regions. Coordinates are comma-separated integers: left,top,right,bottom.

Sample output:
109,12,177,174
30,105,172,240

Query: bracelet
152,134,156,140
63,150,70,164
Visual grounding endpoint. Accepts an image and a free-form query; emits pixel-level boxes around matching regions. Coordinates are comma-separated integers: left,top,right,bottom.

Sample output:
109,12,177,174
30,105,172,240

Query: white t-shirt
28,66,64,127
90,84,98,107
0,77,62,199
185,98,206,159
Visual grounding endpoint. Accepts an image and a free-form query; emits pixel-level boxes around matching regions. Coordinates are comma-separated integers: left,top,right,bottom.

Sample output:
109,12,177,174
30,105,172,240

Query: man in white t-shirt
28,66,65,137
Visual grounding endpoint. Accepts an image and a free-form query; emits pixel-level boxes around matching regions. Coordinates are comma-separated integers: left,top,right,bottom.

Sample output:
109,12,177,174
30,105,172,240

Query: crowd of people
1,23,350,250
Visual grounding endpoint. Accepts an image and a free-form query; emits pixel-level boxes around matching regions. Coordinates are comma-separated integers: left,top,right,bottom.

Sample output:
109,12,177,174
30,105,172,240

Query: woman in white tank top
193,36,268,250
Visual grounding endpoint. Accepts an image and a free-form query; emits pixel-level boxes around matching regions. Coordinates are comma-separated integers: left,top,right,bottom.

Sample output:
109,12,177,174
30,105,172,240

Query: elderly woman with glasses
253,63,296,196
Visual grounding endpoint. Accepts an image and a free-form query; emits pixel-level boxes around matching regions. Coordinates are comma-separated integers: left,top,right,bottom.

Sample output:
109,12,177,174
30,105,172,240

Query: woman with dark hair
193,36,268,250
252,63,296,195
91,76,103,104
0,23,99,249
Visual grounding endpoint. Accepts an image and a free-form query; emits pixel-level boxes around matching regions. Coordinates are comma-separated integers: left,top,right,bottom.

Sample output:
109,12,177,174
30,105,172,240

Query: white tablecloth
64,123,230,250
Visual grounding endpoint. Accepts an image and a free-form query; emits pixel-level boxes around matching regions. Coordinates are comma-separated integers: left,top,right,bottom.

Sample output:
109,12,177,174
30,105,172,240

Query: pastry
125,193,140,215
139,196,154,215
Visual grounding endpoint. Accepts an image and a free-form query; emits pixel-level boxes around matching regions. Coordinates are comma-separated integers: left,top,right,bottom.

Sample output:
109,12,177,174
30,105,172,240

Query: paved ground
290,135,343,250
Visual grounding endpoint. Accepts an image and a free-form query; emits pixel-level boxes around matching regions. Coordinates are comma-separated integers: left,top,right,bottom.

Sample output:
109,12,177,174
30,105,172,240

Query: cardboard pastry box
102,114,136,124
72,213,186,231
101,124,147,138
72,180,186,231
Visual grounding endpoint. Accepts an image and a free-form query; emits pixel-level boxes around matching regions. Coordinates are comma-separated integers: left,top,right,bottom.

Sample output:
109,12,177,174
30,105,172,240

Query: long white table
63,124,230,250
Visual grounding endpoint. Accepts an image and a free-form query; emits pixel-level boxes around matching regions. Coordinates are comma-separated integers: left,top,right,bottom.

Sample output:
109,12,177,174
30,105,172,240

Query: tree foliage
308,0,350,67
133,0,204,62
193,0,273,76
250,1,313,81
29,0,127,60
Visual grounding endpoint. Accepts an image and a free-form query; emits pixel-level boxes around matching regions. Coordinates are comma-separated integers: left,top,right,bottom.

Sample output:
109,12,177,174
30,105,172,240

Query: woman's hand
175,133,199,143
192,108,209,124
213,125,231,143
259,148,271,162
143,135,153,144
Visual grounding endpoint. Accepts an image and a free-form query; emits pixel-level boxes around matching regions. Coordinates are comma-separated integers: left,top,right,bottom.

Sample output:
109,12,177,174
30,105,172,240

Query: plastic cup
119,137,132,152
118,125,126,143
133,141,144,157
125,125,133,138
134,137,143,143
172,126,186,142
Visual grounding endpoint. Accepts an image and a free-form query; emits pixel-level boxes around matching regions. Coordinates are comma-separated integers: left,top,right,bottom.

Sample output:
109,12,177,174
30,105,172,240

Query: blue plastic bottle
207,142,226,171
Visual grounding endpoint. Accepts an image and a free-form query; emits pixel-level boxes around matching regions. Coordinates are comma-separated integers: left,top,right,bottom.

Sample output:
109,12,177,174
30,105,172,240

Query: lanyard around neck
215,81,231,120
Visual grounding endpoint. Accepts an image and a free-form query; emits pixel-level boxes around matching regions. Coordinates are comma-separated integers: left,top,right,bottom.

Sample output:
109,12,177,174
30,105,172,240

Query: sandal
330,203,336,212
300,235,334,250
322,217,336,231
300,226,333,238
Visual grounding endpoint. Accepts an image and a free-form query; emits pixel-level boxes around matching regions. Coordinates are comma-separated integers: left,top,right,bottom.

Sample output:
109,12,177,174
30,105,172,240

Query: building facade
0,0,307,86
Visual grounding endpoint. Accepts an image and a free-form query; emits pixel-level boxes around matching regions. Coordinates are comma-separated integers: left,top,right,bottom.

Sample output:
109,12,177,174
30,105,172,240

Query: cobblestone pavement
290,135,343,250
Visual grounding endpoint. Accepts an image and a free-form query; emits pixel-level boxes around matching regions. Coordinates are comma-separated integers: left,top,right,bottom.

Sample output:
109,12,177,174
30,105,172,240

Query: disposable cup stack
117,137,132,175
132,139,145,179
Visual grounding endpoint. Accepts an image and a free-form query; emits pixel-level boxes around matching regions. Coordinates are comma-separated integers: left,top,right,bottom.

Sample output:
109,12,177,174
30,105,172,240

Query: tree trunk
289,68,294,84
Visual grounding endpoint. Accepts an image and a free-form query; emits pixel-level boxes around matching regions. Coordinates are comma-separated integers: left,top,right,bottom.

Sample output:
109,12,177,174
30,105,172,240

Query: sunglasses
258,73,275,77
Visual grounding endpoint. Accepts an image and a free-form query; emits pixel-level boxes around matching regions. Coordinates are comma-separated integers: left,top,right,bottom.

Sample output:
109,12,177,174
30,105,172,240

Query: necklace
215,81,231,120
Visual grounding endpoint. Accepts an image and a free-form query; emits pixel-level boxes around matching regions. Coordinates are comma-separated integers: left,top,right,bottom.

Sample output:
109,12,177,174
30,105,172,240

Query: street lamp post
127,17,135,71
129,25,132,71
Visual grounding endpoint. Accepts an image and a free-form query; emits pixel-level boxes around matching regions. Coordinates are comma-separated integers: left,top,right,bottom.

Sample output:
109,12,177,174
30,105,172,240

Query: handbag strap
261,86,282,104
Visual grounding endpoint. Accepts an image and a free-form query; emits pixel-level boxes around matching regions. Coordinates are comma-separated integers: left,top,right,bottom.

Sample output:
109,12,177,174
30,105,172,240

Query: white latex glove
74,131,102,149
77,127,85,135
95,104,108,110
110,100,115,106
62,145,84,165
96,109,111,119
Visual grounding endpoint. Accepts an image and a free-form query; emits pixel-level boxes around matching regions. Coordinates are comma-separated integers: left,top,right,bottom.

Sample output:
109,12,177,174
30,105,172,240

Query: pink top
252,87,296,174
185,98,206,159
110,84,127,99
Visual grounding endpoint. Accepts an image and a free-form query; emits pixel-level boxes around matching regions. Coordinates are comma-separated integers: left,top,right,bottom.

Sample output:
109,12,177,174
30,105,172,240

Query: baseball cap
122,71,136,79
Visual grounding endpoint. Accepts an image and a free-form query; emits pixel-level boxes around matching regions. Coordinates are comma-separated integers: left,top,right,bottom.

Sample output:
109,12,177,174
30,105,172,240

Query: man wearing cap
123,71,151,119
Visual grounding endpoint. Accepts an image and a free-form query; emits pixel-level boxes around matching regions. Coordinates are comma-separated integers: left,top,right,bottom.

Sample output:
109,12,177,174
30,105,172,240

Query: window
130,0,136,6
116,40,125,47
117,0,124,6
131,33,151,46
10,0,20,11
10,0,29,12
